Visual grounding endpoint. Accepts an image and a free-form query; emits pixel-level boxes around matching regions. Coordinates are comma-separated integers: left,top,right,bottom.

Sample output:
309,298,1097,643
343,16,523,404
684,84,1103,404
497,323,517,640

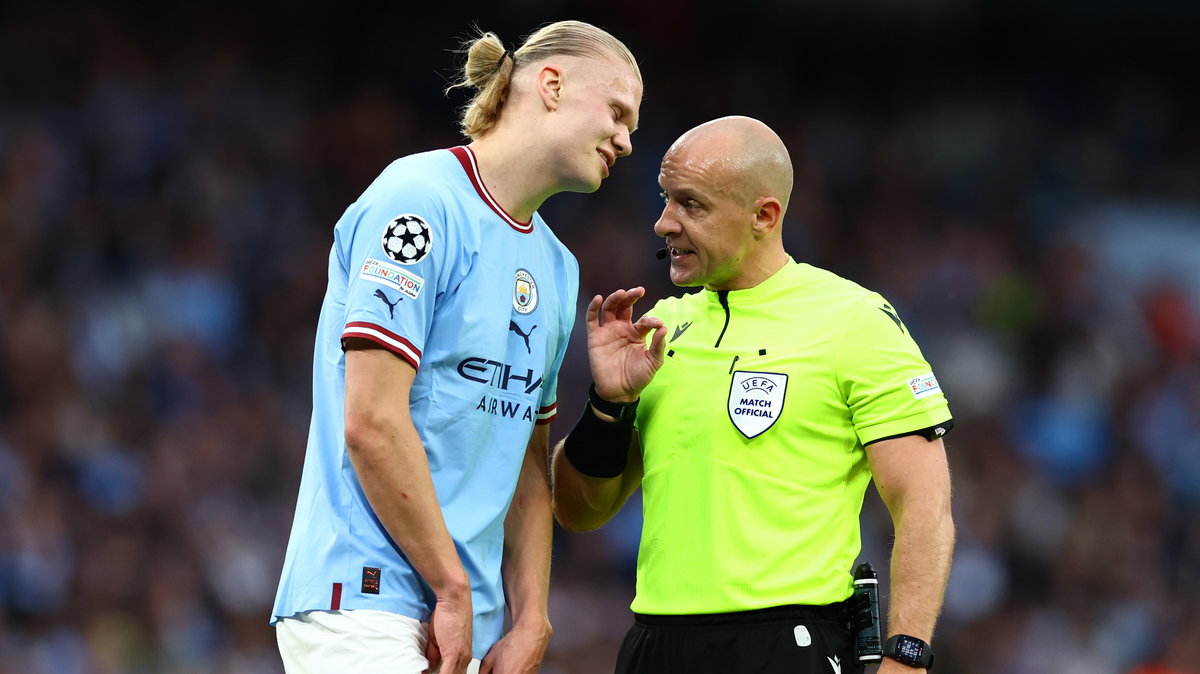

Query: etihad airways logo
458,356,544,422
457,357,543,394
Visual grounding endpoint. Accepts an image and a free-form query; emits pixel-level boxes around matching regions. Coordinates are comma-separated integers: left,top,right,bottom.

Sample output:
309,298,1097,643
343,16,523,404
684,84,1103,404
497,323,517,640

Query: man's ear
535,64,564,112
752,197,783,237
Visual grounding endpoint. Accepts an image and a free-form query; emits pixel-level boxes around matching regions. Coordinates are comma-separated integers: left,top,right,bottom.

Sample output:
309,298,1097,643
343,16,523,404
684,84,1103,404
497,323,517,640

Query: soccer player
552,116,954,674
272,22,641,674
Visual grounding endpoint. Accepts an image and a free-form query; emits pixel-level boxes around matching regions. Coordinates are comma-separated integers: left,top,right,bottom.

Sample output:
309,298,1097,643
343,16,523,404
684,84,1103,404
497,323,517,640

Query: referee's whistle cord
728,355,739,374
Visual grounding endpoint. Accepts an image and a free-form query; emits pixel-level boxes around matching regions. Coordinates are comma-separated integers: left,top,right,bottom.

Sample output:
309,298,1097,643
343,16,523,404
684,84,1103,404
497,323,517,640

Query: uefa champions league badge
728,371,788,438
382,214,432,265
513,268,538,315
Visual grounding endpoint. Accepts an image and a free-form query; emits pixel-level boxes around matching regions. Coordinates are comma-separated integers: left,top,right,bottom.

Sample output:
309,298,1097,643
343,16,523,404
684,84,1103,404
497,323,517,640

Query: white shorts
276,609,481,674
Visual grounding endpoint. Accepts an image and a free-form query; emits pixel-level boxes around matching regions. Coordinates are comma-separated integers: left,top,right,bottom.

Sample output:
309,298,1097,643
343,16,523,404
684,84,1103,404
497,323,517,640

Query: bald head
667,116,793,214
655,116,794,290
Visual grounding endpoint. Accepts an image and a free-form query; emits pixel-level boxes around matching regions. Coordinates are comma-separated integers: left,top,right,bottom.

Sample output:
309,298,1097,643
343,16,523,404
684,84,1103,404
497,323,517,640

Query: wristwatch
883,634,935,669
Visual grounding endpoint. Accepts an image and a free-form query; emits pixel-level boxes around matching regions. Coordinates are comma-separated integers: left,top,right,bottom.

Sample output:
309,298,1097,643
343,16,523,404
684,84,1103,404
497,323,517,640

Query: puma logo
361,566,381,594
375,289,402,319
508,320,537,354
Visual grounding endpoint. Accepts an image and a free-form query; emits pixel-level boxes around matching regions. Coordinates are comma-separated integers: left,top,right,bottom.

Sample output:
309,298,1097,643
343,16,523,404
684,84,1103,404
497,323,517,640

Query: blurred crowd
2,2,1198,673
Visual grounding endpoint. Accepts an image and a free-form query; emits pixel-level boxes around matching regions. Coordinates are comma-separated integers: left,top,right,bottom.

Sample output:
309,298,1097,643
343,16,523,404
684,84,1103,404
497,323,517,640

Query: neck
468,134,558,223
706,247,789,292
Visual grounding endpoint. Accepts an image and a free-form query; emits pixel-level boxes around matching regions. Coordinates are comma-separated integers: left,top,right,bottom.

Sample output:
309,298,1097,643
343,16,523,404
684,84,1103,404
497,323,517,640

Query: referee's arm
866,433,955,661
552,288,666,532
550,422,644,532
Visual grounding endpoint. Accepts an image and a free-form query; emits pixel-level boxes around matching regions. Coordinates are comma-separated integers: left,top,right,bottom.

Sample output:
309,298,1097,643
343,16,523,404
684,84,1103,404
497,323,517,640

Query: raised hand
586,287,667,403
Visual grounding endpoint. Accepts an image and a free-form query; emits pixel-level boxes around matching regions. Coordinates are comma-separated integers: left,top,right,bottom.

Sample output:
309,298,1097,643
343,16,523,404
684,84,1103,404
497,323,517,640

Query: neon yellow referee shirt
631,258,952,615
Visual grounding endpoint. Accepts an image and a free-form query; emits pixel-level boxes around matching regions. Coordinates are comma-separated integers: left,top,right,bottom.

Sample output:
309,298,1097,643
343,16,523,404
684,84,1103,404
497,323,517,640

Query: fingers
430,650,468,674
424,622,469,674
616,287,646,323
584,295,603,331
647,324,668,362
425,617,441,670
599,291,624,327
425,643,441,673
442,653,470,674
598,287,647,327
633,314,665,336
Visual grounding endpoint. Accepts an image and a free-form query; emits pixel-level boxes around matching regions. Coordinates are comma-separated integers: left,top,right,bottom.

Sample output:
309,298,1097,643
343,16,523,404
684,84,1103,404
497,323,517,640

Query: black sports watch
883,634,935,669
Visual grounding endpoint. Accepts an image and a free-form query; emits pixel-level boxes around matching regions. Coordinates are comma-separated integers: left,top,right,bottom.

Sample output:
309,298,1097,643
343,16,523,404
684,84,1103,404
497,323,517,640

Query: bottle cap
854,562,877,579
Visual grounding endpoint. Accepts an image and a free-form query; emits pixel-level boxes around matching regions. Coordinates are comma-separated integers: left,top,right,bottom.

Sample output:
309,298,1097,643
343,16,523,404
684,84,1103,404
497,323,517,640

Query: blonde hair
446,20,641,140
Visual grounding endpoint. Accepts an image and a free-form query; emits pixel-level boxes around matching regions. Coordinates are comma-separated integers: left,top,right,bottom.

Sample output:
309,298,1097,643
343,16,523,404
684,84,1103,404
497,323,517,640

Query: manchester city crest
513,268,539,315
728,370,788,438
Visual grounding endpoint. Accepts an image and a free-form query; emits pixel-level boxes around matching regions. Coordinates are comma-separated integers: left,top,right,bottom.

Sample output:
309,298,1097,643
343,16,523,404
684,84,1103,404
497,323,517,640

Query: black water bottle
852,562,883,664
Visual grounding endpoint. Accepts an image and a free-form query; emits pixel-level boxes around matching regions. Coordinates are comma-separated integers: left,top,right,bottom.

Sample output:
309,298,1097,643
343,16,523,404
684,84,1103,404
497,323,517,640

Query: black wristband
562,400,634,478
588,383,639,421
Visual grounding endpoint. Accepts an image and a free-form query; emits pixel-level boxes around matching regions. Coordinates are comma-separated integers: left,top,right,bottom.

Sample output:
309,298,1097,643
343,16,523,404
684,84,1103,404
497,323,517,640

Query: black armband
562,391,636,478
866,419,955,445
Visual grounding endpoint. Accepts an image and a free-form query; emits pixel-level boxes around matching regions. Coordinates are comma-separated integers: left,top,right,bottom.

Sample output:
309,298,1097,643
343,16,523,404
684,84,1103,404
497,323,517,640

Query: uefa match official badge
728,371,788,438
513,268,538,314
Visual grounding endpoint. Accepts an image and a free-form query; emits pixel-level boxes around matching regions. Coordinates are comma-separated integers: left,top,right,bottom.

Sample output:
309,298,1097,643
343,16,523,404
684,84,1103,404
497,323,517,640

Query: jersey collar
705,257,800,305
449,146,535,234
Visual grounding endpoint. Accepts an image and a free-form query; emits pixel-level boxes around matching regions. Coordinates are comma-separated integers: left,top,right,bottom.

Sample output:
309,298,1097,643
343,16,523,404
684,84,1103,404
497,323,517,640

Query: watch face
896,636,925,661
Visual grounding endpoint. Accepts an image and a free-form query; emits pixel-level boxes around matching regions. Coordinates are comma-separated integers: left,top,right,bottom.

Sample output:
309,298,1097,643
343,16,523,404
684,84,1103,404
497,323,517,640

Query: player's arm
342,341,472,673
551,424,644,531
866,433,954,672
481,425,555,673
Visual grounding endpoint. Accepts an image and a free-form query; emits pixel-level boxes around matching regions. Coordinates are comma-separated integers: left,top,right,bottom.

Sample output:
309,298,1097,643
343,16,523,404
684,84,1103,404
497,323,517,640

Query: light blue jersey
273,146,578,659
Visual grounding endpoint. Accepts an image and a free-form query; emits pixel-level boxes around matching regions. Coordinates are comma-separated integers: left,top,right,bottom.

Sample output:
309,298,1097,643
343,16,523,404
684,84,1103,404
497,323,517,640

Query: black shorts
614,603,862,674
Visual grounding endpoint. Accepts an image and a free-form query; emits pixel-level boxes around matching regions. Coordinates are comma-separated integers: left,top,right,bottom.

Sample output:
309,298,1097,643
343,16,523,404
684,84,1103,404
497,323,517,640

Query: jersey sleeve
338,172,455,369
535,253,580,425
837,295,953,446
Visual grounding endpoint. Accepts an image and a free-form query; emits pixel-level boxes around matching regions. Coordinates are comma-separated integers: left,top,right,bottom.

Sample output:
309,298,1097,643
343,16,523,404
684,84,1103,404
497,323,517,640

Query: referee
552,116,954,674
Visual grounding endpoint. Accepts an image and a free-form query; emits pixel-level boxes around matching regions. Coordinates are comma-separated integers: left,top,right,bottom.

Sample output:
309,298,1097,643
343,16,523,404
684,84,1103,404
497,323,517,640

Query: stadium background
1,0,1198,672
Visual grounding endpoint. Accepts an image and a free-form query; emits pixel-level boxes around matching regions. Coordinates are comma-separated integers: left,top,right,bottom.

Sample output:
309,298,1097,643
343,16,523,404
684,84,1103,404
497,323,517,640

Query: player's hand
424,591,473,674
478,617,551,674
586,287,667,402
